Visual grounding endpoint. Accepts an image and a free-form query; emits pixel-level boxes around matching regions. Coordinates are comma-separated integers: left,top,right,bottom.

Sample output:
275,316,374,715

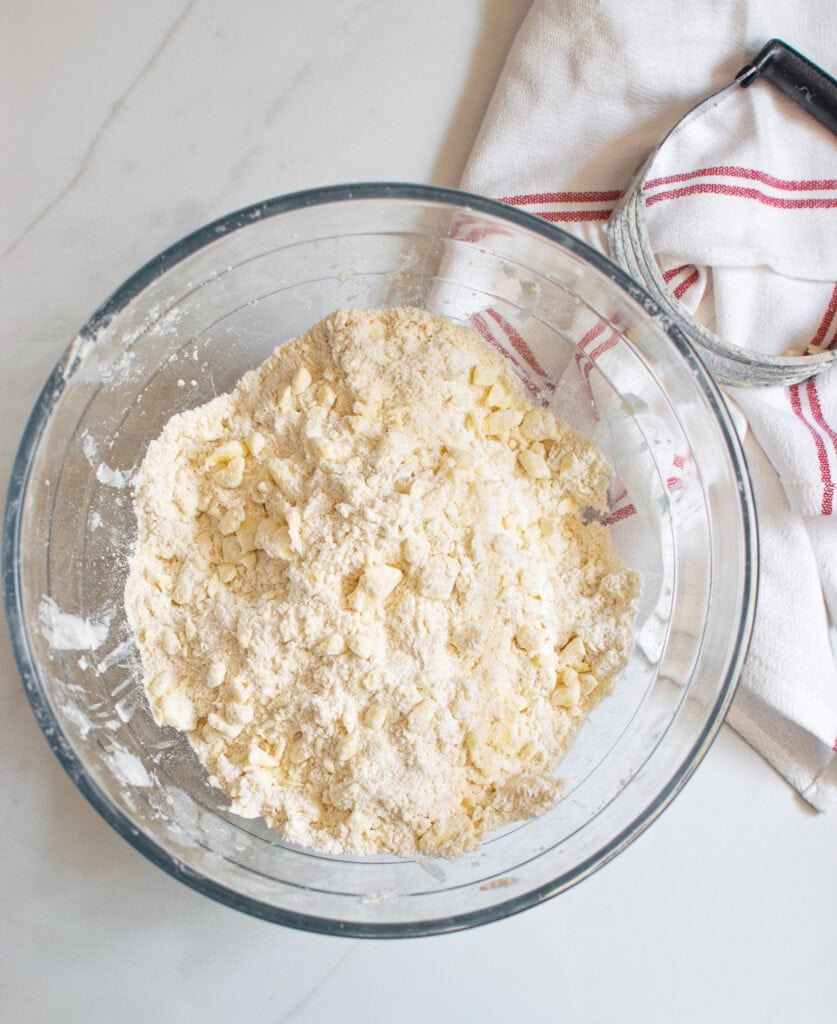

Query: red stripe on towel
470,312,508,359
538,209,614,223
644,166,837,192
811,284,837,349
806,379,837,463
485,307,550,380
602,503,637,526
673,268,700,299
578,321,607,351
589,331,620,363
645,183,837,210
789,383,834,516
502,190,623,205
582,331,620,385
460,226,501,245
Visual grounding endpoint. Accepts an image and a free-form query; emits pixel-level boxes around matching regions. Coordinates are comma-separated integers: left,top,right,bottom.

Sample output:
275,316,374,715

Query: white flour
95,463,127,488
125,308,638,857
38,596,110,651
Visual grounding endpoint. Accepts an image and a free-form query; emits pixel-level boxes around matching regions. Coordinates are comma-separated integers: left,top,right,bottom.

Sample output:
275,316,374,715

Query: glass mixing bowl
3,184,756,936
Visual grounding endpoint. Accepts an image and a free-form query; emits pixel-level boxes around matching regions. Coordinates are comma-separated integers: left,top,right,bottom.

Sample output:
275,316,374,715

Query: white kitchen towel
462,0,837,808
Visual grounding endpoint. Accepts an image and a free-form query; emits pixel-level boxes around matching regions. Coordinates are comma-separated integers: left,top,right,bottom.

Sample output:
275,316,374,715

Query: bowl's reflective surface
3,184,756,936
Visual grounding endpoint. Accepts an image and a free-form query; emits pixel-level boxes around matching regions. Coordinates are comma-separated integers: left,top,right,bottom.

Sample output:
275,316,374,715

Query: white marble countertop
1,2,834,1021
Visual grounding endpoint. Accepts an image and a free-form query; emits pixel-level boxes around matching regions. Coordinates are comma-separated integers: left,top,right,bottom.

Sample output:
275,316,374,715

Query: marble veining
1,0,196,264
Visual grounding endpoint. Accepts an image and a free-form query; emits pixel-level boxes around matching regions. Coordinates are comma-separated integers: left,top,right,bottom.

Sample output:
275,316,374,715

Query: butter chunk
226,701,254,727
218,506,245,536
277,384,294,412
316,382,337,409
255,519,293,560
365,702,387,730
407,699,436,732
471,364,501,387
484,410,524,436
267,457,293,490
419,555,460,601
323,633,346,656
515,623,548,656
159,690,196,731
205,440,247,469
206,660,227,688
292,365,313,394
213,456,245,489
551,683,578,710
559,636,586,667
520,408,562,442
245,431,266,457
147,671,174,698
402,534,430,567
349,564,403,611
309,436,348,462
235,515,263,554
517,448,550,479
485,382,513,409
338,732,359,761
207,711,245,739
248,744,278,767
579,672,599,696
347,633,374,659
450,623,484,657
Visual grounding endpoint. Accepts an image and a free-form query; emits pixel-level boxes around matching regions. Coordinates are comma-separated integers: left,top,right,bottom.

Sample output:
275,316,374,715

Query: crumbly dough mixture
125,308,638,857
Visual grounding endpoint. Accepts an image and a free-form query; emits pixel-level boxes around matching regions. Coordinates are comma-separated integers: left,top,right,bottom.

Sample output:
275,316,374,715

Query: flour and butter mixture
125,308,639,857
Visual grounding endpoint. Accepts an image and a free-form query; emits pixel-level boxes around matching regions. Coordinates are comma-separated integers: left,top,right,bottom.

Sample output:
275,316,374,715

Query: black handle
736,38,837,136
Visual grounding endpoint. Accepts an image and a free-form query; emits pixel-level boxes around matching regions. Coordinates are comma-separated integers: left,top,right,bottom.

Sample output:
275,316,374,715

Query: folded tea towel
462,0,837,808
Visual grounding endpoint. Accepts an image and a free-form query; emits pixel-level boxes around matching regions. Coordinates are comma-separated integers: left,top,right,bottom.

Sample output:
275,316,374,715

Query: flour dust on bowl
3,184,756,937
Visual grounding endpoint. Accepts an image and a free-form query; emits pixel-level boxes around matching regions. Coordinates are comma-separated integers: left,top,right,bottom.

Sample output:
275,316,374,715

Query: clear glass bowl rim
2,182,758,937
